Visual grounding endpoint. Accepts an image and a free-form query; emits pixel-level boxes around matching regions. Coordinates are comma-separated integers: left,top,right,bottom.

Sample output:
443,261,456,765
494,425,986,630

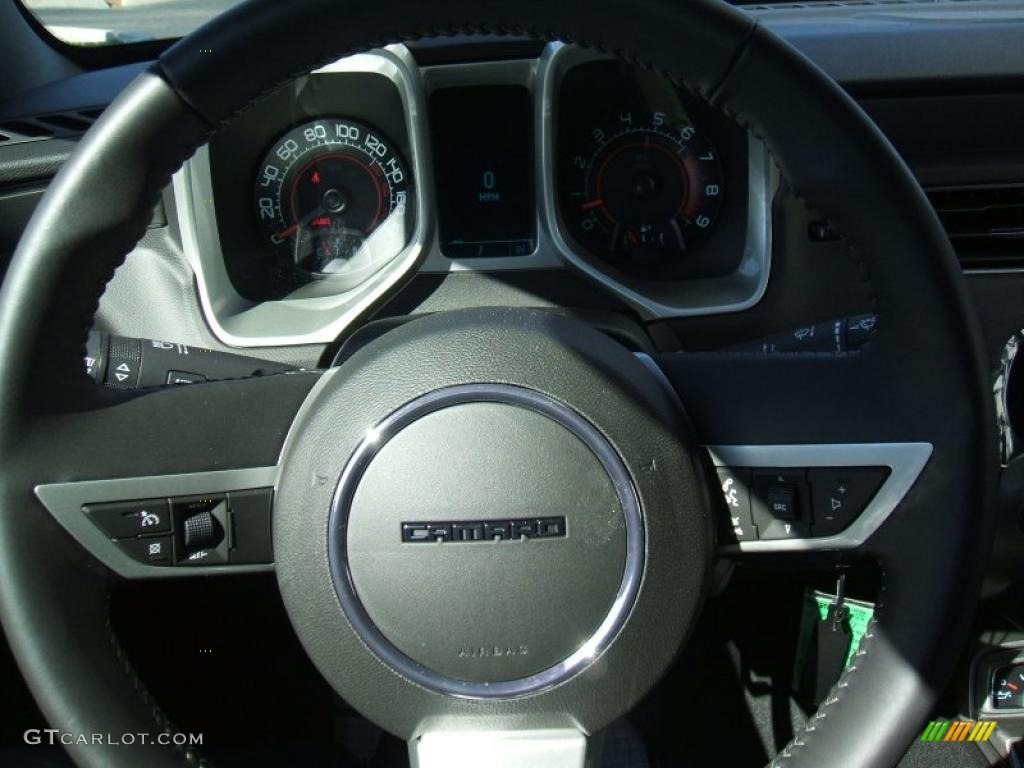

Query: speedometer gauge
561,114,724,274
254,118,411,289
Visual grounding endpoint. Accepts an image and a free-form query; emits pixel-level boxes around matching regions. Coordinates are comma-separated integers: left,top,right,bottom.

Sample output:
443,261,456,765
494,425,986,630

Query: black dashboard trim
4,2,1024,124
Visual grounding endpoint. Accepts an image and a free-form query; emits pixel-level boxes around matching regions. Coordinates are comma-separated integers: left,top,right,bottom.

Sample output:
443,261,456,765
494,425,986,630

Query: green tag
810,590,874,667
793,589,876,700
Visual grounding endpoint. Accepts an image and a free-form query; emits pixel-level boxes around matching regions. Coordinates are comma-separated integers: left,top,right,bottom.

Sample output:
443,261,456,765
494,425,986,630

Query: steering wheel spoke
22,371,320,579
35,465,279,578
638,351,935,557
410,728,597,768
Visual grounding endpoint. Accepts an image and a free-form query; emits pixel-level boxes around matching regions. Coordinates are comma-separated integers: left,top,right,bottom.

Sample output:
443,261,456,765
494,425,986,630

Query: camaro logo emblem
401,517,567,543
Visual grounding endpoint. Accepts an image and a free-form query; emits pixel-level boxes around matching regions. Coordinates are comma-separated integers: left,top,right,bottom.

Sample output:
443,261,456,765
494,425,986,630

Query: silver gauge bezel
172,46,432,347
172,43,776,347
538,43,776,319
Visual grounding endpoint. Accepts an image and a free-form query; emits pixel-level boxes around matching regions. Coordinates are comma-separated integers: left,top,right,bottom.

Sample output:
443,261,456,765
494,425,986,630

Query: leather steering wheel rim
0,1,997,767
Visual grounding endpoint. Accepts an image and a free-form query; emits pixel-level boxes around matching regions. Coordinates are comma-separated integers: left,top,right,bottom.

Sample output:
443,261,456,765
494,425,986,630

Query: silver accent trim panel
34,466,279,579
410,728,596,768
709,442,933,553
328,383,645,699
638,354,931,553
173,46,431,347
30,441,930,580
539,43,777,319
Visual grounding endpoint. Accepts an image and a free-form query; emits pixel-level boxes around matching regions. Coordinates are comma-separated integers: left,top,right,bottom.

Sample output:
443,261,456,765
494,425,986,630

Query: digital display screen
430,85,536,258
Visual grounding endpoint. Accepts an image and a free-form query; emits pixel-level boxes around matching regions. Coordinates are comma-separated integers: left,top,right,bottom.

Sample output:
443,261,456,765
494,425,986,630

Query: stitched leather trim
770,566,888,766
105,595,207,768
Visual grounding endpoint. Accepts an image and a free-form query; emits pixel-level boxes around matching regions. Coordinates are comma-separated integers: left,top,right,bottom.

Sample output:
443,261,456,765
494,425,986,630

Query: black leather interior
0,1,997,766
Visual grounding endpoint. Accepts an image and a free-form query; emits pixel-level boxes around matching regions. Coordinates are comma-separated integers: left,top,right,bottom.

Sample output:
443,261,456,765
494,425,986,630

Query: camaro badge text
400,517,567,543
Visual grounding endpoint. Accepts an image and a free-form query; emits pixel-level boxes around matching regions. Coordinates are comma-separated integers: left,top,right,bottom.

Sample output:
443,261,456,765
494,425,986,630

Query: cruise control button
83,499,170,538
809,467,890,537
760,519,810,540
118,535,173,565
715,467,756,542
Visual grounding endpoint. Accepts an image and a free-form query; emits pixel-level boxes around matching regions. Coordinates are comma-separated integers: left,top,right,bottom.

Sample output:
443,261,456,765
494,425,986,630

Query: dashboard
2,4,1024,760
176,44,773,347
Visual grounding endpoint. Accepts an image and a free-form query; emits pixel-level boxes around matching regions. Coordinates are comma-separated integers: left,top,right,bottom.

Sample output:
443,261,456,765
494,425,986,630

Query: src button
766,484,797,521
751,470,809,534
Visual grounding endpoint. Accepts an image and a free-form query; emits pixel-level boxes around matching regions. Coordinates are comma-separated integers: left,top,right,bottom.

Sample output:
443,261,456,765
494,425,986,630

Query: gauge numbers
561,112,724,274
254,118,411,288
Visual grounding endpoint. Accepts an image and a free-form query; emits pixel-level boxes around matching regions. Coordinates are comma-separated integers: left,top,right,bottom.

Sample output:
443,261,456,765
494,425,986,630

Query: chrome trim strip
34,467,279,579
328,383,645,700
709,442,933,553
172,46,431,347
538,43,777,319
410,728,595,768
964,267,1024,275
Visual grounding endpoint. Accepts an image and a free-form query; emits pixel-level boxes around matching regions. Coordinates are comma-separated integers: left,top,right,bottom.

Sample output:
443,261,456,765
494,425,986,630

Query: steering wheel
0,1,997,766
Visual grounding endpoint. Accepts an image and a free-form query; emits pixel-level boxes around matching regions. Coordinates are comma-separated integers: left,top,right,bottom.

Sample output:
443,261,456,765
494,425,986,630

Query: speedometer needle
581,199,604,211
273,222,302,242
272,205,327,242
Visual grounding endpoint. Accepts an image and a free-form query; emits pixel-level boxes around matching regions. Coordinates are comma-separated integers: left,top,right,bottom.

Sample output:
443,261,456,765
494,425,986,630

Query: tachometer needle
1009,682,1020,691
581,199,604,211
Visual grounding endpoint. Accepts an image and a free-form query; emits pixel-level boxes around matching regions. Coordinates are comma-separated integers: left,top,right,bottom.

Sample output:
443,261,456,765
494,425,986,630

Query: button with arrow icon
808,467,890,537
104,358,139,388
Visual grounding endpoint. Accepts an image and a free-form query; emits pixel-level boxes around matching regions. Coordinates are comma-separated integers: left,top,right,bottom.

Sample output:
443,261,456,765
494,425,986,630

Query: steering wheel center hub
330,384,641,695
274,308,710,731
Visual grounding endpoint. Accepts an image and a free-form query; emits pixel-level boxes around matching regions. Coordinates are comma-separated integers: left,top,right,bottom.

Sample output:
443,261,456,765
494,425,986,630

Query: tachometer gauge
253,118,411,289
561,114,724,274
